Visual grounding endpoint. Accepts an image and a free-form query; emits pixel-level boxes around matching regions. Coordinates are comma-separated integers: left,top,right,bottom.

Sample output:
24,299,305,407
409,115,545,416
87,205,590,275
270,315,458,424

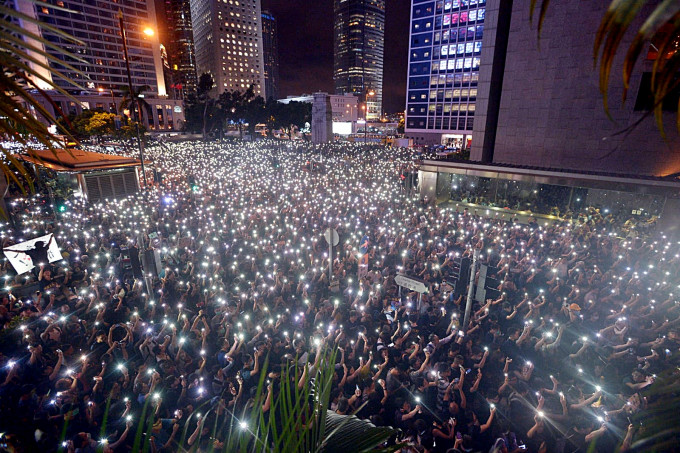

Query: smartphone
456,432,462,440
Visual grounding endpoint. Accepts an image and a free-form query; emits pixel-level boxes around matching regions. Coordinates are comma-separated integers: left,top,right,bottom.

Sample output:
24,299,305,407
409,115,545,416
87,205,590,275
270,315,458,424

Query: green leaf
623,1,680,97
593,0,648,118
529,0,551,40
320,412,396,453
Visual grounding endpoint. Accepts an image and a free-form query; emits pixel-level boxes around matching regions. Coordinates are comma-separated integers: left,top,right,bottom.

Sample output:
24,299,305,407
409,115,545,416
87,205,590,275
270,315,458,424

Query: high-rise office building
470,0,680,177
12,0,185,131
190,0,265,97
160,0,198,97
412,0,680,239
406,0,680,177
15,0,166,96
261,10,279,100
404,0,485,149
333,0,385,121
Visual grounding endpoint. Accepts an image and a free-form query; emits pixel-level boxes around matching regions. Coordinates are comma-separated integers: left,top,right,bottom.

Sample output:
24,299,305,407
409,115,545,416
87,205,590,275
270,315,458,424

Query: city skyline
261,0,409,112
149,0,410,110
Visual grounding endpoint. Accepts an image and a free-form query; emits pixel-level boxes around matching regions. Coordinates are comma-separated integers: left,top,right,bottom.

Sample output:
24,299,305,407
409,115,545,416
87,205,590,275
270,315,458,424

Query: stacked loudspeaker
142,248,162,277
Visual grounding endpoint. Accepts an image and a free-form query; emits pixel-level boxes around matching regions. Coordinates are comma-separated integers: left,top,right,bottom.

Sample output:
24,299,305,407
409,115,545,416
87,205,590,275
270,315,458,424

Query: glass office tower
405,0,486,148
334,0,385,121
261,10,279,100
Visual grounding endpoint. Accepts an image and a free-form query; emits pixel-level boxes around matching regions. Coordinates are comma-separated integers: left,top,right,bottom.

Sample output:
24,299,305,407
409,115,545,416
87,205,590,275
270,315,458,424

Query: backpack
489,437,507,453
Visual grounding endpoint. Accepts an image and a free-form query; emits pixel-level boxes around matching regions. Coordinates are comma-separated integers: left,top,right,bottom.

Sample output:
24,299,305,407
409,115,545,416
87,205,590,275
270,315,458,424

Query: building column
658,198,680,239
469,0,514,163
151,105,159,130
419,170,438,203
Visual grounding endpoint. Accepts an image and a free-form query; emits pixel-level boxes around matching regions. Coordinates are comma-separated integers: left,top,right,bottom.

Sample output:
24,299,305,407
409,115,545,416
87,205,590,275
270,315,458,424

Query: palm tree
218,89,243,137
0,1,85,199
197,73,215,139
236,85,266,140
119,84,151,124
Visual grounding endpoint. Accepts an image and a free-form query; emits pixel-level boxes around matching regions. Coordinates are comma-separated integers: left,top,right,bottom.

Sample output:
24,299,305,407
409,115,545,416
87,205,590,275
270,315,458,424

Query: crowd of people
0,140,678,453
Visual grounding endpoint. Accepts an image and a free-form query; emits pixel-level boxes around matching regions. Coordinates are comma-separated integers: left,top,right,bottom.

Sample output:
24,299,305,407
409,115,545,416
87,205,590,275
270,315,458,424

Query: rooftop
16,148,146,172
421,157,680,197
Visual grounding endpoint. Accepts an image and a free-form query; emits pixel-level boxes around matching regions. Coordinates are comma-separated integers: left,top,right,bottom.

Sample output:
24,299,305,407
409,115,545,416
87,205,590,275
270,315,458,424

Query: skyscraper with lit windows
261,10,279,100
160,0,198,97
14,0,166,96
190,0,265,97
333,0,385,121
405,0,486,148
10,0,187,131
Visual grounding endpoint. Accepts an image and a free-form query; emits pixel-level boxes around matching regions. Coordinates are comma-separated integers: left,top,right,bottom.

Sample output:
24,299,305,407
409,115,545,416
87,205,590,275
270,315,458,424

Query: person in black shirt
4,235,54,269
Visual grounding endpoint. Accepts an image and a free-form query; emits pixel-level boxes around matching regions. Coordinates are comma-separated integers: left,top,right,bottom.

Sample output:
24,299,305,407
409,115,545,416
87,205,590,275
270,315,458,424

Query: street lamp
117,9,149,188
361,105,367,144
143,27,154,37
364,90,375,144
98,87,117,114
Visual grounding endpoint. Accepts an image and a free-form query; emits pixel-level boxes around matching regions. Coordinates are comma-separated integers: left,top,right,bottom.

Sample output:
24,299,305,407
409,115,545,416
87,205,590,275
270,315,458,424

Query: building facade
11,0,186,131
190,0,265,97
470,0,680,177
405,0,680,178
333,0,385,121
160,0,198,97
261,10,279,100
404,0,486,148
15,0,166,97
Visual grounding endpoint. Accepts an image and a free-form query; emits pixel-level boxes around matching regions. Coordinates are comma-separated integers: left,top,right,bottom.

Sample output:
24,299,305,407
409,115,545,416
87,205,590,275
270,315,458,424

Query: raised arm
108,420,132,450
187,415,203,446
479,406,496,433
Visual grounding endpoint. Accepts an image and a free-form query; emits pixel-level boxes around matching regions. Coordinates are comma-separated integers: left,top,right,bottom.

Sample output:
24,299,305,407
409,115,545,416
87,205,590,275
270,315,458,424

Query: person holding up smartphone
432,417,457,451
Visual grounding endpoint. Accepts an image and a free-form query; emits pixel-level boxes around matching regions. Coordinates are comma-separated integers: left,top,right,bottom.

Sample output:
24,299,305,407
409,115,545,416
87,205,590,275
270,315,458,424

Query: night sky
261,0,411,114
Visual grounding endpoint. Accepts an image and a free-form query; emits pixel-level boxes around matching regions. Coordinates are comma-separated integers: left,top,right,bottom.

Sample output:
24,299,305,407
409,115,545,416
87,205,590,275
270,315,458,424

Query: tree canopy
184,78,311,140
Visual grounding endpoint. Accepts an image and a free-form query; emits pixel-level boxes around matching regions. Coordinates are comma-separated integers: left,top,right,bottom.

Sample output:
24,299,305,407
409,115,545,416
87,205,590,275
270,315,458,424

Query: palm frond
0,0,94,199
592,1,680,134
533,0,680,136
622,0,680,96
593,0,648,119
212,347,397,453
528,0,551,40
652,52,680,136
321,412,396,453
